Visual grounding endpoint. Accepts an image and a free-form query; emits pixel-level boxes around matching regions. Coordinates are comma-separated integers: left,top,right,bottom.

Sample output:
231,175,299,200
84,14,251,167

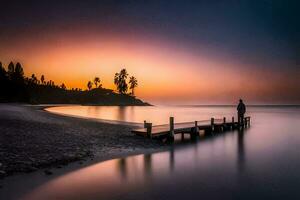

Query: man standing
237,99,246,126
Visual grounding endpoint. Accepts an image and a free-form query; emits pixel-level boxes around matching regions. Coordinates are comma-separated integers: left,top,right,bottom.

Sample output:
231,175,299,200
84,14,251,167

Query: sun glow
1,31,298,104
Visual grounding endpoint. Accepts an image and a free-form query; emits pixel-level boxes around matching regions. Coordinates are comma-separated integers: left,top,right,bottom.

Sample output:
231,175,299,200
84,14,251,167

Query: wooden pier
132,116,251,140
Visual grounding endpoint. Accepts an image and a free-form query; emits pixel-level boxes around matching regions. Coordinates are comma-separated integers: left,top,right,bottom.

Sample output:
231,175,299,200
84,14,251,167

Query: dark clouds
1,0,299,69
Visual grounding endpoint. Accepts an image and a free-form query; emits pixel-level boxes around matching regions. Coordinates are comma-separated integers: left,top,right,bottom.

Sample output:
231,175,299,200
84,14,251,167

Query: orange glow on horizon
1,31,299,104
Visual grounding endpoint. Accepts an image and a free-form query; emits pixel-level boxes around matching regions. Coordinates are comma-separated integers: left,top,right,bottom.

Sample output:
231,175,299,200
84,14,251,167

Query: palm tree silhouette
87,81,93,90
30,74,38,84
41,75,45,85
129,76,138,96
114,68,128,94
94,77,100,88
61,83,66,90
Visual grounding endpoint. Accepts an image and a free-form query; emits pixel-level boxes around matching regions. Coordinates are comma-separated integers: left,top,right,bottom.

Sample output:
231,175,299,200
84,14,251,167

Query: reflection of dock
132,116,251,140
119,128,247,180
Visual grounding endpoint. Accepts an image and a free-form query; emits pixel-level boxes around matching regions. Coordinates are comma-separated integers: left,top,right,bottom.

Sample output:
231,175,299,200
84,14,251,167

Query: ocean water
21,106,300,199
46,105,255,125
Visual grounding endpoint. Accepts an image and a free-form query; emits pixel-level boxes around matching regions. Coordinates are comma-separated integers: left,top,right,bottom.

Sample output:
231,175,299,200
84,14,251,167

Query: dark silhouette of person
237,99,246,125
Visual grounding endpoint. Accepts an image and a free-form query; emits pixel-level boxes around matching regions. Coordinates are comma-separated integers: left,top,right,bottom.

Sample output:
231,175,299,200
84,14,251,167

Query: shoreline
44,105,143,127
0,104,168,181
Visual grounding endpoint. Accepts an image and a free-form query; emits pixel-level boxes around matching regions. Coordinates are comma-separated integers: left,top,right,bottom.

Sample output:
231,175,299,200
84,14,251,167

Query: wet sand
0,104,167,180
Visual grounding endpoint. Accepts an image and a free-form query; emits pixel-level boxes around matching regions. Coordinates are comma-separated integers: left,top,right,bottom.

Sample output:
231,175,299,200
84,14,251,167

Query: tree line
0,61,139,102
0,62,76,90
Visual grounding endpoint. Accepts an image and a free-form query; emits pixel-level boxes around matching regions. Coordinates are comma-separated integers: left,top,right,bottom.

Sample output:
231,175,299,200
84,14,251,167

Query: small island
0,62,150,106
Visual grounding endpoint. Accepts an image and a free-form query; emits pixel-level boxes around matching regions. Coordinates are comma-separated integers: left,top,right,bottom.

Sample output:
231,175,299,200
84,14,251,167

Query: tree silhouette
41,75,45,85
30,74,38,84
0,62,7,80
8,62,24,84
7,62,15,80
87,81,93,90
94,77,101,88
114,68,128,94
0,62,8,100
15,63,24,78
0,61,145,104
47,80,55,87
129,76,138,96
61,83,66,90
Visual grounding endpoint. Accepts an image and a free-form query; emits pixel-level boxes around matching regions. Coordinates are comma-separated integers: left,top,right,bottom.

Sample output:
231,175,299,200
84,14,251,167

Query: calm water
46,105,257,125
23,106,300,199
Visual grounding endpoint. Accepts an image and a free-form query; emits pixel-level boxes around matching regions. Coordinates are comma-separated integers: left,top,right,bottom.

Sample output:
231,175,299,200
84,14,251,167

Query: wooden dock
132,116,251,140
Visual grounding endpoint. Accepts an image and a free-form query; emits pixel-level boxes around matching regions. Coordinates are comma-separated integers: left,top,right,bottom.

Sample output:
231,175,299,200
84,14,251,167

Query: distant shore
0,104,165,179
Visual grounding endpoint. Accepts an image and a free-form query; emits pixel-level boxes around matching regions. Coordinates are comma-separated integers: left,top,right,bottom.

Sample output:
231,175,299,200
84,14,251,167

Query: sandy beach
0,104,167,179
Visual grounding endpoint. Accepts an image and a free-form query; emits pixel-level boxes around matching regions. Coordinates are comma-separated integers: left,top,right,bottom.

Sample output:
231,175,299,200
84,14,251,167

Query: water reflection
118,158,127,180
237,128,246,173
116,129,246,181
24,128,248,199
117,149,177,183
46,105,241,125
144,154,152,178
21,107,300,200
170,147,175,172
115,106,126,121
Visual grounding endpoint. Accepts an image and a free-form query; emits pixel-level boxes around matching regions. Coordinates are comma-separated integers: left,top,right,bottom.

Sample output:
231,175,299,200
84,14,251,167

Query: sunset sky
1,0,299,104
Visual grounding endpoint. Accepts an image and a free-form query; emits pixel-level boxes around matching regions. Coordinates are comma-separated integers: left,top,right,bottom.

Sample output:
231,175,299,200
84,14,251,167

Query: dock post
232,117,235,129
222,117,226,131
191,121,199,140
211,118,214,133
169,117,175,141
245,117,250,128
195,121,199,133
146,123,152,139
